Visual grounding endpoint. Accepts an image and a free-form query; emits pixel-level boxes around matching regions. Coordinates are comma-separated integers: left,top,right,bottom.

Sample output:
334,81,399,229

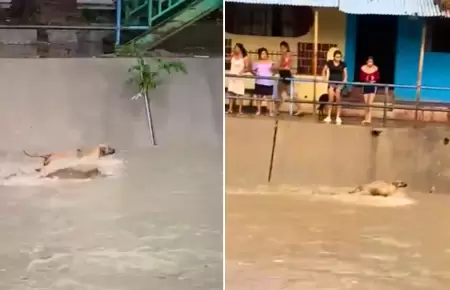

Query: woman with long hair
359,56,380,124
252,47,275,116
226,43,249,115
322,50,347,125
276,41,302,115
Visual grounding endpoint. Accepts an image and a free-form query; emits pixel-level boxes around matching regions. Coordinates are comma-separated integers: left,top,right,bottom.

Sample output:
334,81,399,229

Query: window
426,18,450,53
297,42,337,75
225,3,313,37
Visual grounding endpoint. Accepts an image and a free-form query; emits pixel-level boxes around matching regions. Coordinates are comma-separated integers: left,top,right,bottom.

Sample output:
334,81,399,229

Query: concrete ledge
226,117,275,188
392,107,450,122
270,121,374,187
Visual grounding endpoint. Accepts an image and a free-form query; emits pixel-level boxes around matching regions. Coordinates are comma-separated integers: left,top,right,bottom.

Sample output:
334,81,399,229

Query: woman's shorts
363,85,376,94
328,84,344,91
279,70,292,86
254,84,274,96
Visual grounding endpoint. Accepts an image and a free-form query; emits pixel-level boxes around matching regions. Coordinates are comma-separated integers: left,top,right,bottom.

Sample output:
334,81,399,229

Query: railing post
414,22,426,125
383,85,388,127
289,79,294,115
148,0,153,27
115,0,122,46
274,80,278,111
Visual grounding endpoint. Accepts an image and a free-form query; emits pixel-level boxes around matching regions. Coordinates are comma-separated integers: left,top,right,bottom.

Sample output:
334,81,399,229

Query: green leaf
123,48,188,98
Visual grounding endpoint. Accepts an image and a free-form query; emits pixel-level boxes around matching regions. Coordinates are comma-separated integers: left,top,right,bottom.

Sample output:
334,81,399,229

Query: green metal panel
123,0,149,26
121,0,221,47
135,0,221,47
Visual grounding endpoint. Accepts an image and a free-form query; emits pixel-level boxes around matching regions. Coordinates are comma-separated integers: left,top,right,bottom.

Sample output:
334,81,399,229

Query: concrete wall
225,118,274,188
0,58,223,152
226,118,450,193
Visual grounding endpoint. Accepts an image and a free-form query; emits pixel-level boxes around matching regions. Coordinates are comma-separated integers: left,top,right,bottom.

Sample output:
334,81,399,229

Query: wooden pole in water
312,9,319,117
414,21,427,124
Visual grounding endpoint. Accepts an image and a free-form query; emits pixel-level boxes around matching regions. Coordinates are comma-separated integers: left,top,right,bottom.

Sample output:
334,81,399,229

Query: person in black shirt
322,50,347,125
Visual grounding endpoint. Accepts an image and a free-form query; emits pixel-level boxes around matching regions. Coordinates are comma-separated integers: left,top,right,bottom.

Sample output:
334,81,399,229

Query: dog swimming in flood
348,180,408,197
22,144,116,179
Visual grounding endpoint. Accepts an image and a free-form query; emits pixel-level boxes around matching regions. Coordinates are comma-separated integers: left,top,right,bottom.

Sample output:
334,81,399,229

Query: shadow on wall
226,118,450,193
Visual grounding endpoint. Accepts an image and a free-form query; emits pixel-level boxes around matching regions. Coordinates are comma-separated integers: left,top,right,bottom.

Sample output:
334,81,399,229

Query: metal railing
225,52,300,73
225,74,450,126
118,0,193,45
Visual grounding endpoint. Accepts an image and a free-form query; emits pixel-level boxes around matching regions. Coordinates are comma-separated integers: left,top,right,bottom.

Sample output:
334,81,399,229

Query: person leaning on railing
322,50,347,125
252,47,276,116
226,43,249,115
359,56,380,125
275,41,302,116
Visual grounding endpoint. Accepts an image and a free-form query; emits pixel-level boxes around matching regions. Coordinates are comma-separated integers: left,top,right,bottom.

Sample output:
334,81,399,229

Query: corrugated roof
338,0,450,17
224,0,338,7
225,0,450,17
414,0,450,17
338,0,410,15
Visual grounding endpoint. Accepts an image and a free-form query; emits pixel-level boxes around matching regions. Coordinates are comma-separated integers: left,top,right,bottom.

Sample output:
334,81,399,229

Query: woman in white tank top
226,43,248,114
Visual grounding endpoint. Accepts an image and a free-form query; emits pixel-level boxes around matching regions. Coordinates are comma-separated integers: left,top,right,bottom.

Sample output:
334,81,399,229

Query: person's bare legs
237,97,243,115
293,92,303,116
324,86,335,123
267,95,275,116
363,93,375,123
335,87,342,124
255,95,262,116
276,82,288,114
227,93,234,114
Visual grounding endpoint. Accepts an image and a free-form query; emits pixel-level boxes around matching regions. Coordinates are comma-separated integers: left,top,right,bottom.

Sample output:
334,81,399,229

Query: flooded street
226,188,450,290
226,117,450,289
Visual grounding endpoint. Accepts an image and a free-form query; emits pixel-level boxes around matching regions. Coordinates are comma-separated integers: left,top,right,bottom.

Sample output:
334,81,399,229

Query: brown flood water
226,187,450,290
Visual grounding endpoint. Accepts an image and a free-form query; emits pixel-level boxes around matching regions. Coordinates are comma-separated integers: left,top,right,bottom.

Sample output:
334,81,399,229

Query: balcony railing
225,74,450,126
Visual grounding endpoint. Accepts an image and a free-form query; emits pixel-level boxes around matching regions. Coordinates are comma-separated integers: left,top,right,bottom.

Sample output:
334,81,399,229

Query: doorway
354,15,398,85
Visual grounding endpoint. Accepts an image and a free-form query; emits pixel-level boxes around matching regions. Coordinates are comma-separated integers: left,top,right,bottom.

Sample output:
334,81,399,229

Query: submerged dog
23,144,116,179
348,180,408,197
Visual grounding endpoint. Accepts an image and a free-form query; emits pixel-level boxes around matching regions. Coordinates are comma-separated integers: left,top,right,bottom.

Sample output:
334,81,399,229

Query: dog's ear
392,180,407,188
99,146,106,156
391,180,400,187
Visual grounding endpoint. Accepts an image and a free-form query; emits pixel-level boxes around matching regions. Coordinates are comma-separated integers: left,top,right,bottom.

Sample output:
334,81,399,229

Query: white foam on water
0,157,125,187
227,184,417,207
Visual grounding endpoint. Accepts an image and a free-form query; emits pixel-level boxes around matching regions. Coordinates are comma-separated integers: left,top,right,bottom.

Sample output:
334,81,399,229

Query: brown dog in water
23,144,116,175
348,180,408,197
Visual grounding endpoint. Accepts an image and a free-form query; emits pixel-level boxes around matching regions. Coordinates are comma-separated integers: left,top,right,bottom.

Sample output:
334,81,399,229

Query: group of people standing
226,41,301,116
226,41,380,125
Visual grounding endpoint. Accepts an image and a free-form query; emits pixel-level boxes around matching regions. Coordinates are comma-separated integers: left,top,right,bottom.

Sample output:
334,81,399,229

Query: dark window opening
225,3,313,37
427,18,450,53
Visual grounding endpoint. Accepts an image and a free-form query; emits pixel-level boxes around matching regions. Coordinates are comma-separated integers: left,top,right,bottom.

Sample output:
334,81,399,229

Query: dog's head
392,180,408,188
98,144,116,157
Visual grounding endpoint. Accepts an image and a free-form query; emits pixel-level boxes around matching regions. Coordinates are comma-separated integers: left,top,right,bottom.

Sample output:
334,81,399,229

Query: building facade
226,0,450,103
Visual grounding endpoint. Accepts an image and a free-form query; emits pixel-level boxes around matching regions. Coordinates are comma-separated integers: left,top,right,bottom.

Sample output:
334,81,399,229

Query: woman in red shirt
359,56,380,124
276,41,302,115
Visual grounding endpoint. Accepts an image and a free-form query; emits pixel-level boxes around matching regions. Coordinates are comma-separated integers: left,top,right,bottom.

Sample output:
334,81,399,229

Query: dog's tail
23,150,50,159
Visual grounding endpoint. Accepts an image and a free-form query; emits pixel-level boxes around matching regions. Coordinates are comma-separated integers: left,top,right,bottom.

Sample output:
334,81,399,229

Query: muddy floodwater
226,187,450,290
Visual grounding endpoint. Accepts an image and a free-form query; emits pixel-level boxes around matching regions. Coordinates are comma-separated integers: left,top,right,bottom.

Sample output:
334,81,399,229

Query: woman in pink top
252,48,275,116
359,56,380,124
